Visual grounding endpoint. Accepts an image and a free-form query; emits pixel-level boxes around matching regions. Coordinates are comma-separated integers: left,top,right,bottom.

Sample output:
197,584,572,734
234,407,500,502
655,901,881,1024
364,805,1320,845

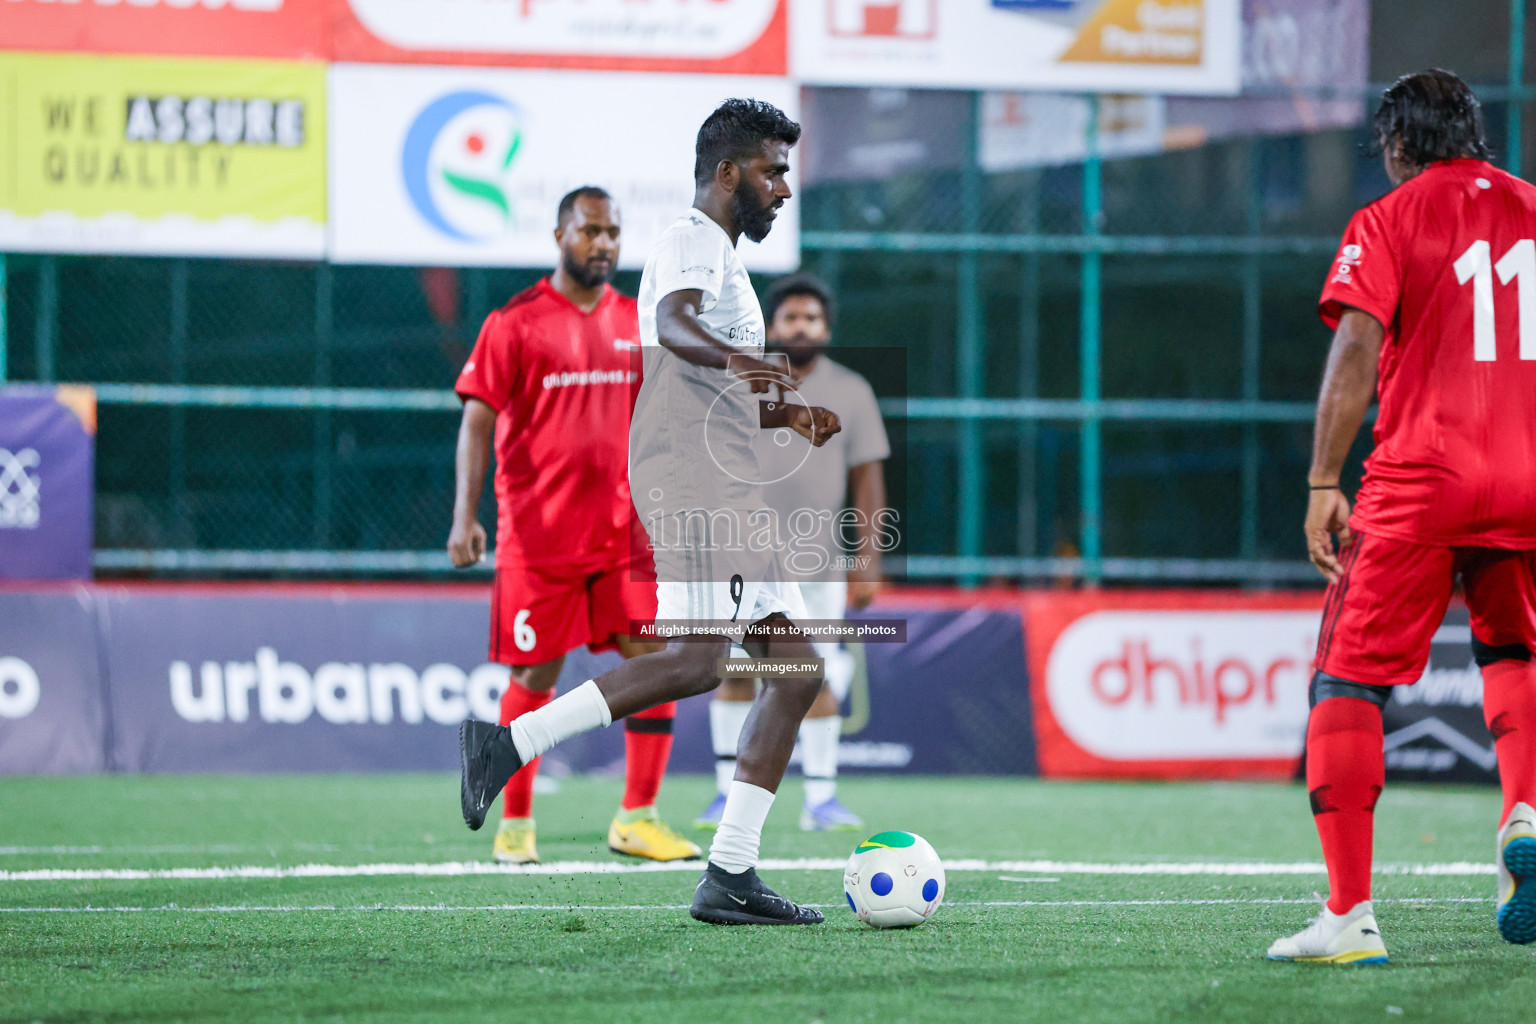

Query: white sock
710,699,751,796
800,715,841,806
709,781,775,874
507,680,611,762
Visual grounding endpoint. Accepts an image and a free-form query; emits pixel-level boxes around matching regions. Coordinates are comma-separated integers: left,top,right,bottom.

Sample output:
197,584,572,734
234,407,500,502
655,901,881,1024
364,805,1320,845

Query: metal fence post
36,256,57,382
1080,95,1103,583
1240,141,1263,562
169,259,190,544
313,263,334,548
1017,171,1041,560
957,91,986,583
1513,0,1527,178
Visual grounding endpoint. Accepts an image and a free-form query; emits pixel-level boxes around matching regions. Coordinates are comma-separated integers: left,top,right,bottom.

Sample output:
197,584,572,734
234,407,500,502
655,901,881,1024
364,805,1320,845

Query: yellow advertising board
0,52,326,258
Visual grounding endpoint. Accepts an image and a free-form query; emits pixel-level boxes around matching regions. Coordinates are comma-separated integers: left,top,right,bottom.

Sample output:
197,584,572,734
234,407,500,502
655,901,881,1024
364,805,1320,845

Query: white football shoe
1267,899,1389,965
1496,802,1536,945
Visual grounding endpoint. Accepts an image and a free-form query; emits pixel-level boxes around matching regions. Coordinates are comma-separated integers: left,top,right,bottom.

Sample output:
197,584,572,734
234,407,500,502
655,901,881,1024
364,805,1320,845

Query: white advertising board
328,65,800,271
1044,610,1315,761
791,0,1241,95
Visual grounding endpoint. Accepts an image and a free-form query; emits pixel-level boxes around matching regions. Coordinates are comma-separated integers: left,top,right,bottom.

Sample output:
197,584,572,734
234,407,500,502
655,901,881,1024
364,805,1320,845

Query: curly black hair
763,273,836,328
694,98,802,187
1371,69,1492,166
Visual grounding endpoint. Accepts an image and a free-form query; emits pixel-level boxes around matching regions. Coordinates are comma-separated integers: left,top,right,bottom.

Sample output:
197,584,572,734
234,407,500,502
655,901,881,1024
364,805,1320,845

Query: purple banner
0,587,106,773
0,583,1037,777
98,586,504,773
0,387,95,580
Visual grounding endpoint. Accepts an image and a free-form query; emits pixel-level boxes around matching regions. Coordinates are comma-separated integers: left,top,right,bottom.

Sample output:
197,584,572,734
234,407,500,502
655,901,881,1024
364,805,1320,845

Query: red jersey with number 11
1319,159,1536,548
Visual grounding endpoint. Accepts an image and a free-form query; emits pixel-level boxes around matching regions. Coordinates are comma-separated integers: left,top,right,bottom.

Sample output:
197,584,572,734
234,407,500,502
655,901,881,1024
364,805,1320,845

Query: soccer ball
843,830,945,928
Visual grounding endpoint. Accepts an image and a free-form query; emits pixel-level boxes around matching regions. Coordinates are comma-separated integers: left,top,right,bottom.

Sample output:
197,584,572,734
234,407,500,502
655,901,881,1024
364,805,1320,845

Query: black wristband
1309,484,1341,491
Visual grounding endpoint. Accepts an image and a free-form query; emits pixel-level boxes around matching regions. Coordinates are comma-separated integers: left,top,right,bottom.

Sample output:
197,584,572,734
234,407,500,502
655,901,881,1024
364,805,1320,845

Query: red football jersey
1320,159,1536,548
455,278,644,571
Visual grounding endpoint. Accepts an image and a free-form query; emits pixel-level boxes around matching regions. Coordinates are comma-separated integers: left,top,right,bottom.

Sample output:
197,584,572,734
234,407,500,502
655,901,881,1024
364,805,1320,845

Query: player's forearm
1309,309,1383,486
453,405,495,522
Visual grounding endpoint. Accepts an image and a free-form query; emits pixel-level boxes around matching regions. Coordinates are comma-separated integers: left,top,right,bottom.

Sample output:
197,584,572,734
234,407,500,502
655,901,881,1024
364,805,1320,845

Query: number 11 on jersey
1454,238,1536,361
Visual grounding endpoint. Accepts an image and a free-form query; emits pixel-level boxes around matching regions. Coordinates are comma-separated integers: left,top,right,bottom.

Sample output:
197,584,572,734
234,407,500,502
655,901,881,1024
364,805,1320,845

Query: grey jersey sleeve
842,373,891,467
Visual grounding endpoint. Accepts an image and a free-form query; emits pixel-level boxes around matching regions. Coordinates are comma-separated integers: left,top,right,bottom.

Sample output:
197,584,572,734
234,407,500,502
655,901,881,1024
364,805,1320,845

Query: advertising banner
0,52,326,259
0,588,106,774
331,0,788,75
0,1,788,75
791,0,1242,95
0,0,328,60
1381,607,1499,786
980,0,1368,173
0,582,1036,776
800,87,970,185
1024,590,1324,779
0,387,95,581
328,64,799,271
96,585,507,773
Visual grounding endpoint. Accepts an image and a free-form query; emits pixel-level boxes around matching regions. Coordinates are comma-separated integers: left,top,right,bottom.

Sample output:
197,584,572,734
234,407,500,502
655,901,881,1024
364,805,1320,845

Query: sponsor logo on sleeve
1331,243,1363,284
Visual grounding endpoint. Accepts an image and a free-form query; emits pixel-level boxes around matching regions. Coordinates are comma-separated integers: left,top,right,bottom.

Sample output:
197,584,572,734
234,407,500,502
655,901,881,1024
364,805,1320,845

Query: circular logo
401,91,524,243
703,377,816,487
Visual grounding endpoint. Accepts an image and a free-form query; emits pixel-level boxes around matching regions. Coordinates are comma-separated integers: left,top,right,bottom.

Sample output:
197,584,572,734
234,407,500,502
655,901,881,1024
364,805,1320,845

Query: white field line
0,897,1493,914
0,858,1499,883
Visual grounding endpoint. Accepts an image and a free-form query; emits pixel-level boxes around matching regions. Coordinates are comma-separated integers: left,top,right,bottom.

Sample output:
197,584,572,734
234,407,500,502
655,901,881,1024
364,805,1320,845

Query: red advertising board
0,0,329,60
331,0,787,75
0,0,787,75
1022,590,1325,780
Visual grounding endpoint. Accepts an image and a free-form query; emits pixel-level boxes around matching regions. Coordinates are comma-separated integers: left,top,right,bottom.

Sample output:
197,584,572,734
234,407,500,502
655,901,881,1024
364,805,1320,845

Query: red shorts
1315,531,1536,687
490,550,658,667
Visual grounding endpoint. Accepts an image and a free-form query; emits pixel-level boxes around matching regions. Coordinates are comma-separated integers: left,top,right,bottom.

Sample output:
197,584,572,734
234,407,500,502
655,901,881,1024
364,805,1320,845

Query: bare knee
510,660,562,692
667,639,728,698
767,676,823,715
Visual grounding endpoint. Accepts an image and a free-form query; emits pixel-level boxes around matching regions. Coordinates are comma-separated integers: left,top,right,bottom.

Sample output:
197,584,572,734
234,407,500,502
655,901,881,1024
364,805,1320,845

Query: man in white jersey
459,98,842,926
697,274,890,832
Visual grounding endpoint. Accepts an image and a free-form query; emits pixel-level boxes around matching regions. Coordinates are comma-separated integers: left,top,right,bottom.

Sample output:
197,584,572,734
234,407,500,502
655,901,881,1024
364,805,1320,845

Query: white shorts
655,576,807,628
647,508,807,631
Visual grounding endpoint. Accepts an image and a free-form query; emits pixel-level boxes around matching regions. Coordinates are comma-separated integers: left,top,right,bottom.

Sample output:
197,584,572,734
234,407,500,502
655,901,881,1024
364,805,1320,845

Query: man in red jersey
1268,71,1536,964
448,186,700,865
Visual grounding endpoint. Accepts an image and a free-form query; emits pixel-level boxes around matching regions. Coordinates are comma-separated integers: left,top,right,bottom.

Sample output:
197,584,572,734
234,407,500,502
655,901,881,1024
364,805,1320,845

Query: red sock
499,680,553,820
1482,658,1536,827
1306,696,1385,914
621,701,677,812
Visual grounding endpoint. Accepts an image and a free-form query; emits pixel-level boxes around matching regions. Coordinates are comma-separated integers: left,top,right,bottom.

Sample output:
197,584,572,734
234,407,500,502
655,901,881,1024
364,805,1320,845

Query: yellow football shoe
608,807,702,862
492,818,539,864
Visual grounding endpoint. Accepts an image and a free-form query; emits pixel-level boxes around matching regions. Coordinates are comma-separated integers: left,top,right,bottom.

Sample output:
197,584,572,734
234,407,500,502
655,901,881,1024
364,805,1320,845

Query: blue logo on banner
992,0,1078,10
401,90,524,243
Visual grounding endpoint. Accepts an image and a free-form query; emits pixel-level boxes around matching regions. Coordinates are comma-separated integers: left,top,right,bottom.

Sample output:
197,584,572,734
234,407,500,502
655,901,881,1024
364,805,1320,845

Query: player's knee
769,675,822,714
1472,635,1534,668
509,663,560,692
669,640,727,697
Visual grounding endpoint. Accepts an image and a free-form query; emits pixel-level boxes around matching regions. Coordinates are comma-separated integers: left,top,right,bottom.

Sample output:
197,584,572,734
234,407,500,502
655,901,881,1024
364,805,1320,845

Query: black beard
731,183,777,243
768,339,821,368
563,251,614,289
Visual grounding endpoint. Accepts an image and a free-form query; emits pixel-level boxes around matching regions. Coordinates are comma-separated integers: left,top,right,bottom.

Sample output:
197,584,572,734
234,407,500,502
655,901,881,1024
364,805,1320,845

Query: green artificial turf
1,773,1532,1023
